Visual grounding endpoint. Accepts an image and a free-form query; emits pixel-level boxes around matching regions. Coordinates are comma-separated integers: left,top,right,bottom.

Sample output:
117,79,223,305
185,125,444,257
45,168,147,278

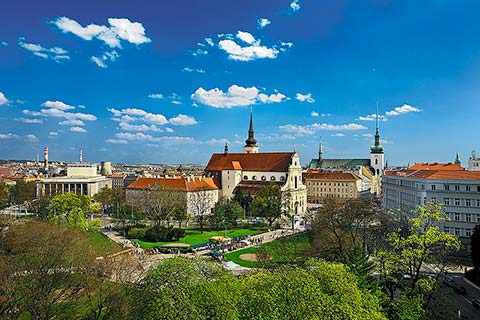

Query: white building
37,163,111,197
204,111,308,222
383,163,480,238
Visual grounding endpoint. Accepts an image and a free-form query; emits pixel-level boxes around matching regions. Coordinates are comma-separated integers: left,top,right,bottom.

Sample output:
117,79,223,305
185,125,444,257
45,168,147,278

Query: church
205,111,308,222
307,110,385,196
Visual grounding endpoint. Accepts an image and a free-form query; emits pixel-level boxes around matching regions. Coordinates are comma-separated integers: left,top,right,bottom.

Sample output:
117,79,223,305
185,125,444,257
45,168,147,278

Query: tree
0,183,9,209
251,184,288,227
209,199,243,230
142,186,187,226
48,193,97,229
93,186,113,214
378,201,461,316
9,180,36,205
190,188,215,233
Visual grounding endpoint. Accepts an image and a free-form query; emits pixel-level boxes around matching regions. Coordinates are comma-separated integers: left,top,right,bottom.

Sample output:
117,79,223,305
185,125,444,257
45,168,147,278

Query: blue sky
1,0,480,166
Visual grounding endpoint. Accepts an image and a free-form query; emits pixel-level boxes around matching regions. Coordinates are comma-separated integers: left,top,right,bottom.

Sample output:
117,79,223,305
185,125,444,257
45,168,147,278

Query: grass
86,230,121,254
132,228,266,249
225,233,311,268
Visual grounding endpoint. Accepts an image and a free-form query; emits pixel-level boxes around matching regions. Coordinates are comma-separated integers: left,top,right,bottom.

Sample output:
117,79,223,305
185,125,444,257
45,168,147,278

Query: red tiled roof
408,163,464,171
127,177,218,191
303,170,361,180
205,152,294,172
385,169,480,181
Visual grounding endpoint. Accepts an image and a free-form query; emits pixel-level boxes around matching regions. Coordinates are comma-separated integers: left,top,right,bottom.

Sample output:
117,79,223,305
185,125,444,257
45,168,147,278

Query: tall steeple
454,152,461,166
244,107,259,153
370,100,384,154
318,140,323,161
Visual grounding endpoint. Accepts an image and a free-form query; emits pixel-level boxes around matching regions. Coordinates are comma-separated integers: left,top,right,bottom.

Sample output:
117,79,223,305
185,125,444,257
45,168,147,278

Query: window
466,199,472,207
431,197,436,202
270,176,276,181
455,198,460,206
455,185,460,191
375,158,378,165
466,214,472,222
454,213,460,221
466,185,471,192
466,229,472,237
431,184,436,190
445,184,450,191
261,176,266,181
477,199,480,207
444,226,450,234
280,176,285,182
243,175,248,180
252,176,257,180
455,228,461,236
444,198,450,206
295,176,298,189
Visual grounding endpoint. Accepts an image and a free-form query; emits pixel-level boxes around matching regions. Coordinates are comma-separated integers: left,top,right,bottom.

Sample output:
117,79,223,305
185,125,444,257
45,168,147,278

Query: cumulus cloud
386,104,421,116
17,38,70,62
169,114,198,126
49,131,58,136
148,93,164,99
257,18,271,29
358,114,388,121
59,119,85,126
0,133,39,142
279,122,367,136
290,0,301,12
311,111,319,117
191,84,288,108
218,31,283,61
91,50,119,68
25,134,39,142
106,138,128,144
191,48,208,56
165,127,174,133
362,133,373,138
331,133,345,137
23,101,97,123
115,132,195,144
42,100,75,110
51,16,151,48
70,126,87,133
0,92,10,105
171,100,182,105
119,122,163,132
296,93,315,103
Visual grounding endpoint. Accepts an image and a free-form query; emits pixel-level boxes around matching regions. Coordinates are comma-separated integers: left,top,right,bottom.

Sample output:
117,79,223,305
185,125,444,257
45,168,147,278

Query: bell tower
244,108,259,153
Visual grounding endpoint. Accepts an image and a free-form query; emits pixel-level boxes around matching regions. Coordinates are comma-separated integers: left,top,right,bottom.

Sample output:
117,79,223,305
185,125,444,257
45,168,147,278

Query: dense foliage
143,225,186,242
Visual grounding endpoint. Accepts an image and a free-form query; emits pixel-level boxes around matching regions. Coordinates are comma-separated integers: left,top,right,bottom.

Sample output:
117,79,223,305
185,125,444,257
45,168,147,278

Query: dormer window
280,176,285,181
243,175,248,180
252,176,257,180
261,176,266,181
271,176,276,181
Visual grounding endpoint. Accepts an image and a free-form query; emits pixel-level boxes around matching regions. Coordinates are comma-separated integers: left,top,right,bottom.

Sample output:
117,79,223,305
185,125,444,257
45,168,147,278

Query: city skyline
1,0,480,165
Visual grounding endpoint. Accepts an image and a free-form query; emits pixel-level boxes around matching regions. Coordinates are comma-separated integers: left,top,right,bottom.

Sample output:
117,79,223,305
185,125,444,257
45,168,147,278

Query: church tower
244,109,259,153
370,102,385,176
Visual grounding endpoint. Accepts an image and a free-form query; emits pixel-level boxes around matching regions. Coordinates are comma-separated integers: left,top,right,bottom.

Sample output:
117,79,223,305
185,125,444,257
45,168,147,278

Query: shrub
143,226,186,242
128,227,148,239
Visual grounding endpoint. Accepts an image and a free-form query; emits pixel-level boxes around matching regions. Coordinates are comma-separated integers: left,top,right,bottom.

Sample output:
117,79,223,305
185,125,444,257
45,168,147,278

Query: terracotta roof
127,176,219,191
303,170,361,181
408,163,464,171
205,152,294,172
385,169,480,181
109,173,127,177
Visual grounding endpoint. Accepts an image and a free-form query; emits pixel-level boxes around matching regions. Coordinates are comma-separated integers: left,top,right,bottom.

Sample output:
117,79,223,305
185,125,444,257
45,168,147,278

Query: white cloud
165,127,174,133
331,133,345,137
24,134,39,142
49,131,58,136
257,18,271,29
106,138,128,144
358,114,388,121
51,17,151,48
258,92,287,103
16,118,43,124
91,50,119,68
148,93,164,99
18,38,70,62
290,0,301,12
206,138,230,145
362,133,373,138
59,119,85,126
321,113,332,117
0,92,9,105
1,41,8,47
171,100,182,105
0,133,39,142
70,126,86,133
236,31,256,45
385,104,421,116
182,67,206,73
42,100,75,110
205,38,214,46
296,93,315,103
279,123,367,136
0,133,19,140
219,38,278,61
169,114,198,126
192,48,208,56
115,132,195,144
191,84,287,108
311,111,319,117
119,122,163,132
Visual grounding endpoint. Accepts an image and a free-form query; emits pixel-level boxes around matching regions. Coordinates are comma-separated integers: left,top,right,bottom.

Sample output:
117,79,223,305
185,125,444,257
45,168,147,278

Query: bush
143,226,186,242
128,227,148,239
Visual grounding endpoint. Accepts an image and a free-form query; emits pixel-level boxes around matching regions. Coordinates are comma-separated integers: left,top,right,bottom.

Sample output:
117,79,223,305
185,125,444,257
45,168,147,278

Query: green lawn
225,233,311,268
86,230,121,254
132,228,266,249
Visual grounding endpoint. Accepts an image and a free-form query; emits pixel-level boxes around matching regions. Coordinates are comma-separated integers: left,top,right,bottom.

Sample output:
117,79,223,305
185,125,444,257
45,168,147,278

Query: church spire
454,152,461,166
371,100,384,154
319,140,323,161
244,107,259,153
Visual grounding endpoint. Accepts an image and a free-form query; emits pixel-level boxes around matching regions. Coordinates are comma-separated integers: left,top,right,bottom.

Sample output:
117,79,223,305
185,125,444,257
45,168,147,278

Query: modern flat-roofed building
36,163,111,198
383,163,480,238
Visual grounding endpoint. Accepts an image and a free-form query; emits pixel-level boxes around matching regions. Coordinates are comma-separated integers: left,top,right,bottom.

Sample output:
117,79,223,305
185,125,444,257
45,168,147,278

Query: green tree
93,186,113,213
378,202,461,317
48,193,96,229
251,184,288,227
9,180,36,205
0,183,10,209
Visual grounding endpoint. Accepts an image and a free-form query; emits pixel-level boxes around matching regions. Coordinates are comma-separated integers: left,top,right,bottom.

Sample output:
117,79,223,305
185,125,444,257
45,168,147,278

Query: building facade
303,170,364,203
383,163,480,238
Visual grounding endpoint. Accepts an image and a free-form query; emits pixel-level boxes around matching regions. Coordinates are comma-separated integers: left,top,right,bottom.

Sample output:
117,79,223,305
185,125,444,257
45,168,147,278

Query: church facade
205,111,308,221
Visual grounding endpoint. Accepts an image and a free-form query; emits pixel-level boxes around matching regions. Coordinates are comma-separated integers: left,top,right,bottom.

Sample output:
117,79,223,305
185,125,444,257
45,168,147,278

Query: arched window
261,176,266,181
270,176,276,181
280,176,285,181
252,176,257,180
295,176,298,189
375,158,378,165
243,175,248,180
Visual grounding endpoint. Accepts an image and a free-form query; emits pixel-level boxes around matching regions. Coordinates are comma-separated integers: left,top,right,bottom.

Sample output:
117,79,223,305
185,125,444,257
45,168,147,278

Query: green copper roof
308,158,371,169
370,144,384,153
